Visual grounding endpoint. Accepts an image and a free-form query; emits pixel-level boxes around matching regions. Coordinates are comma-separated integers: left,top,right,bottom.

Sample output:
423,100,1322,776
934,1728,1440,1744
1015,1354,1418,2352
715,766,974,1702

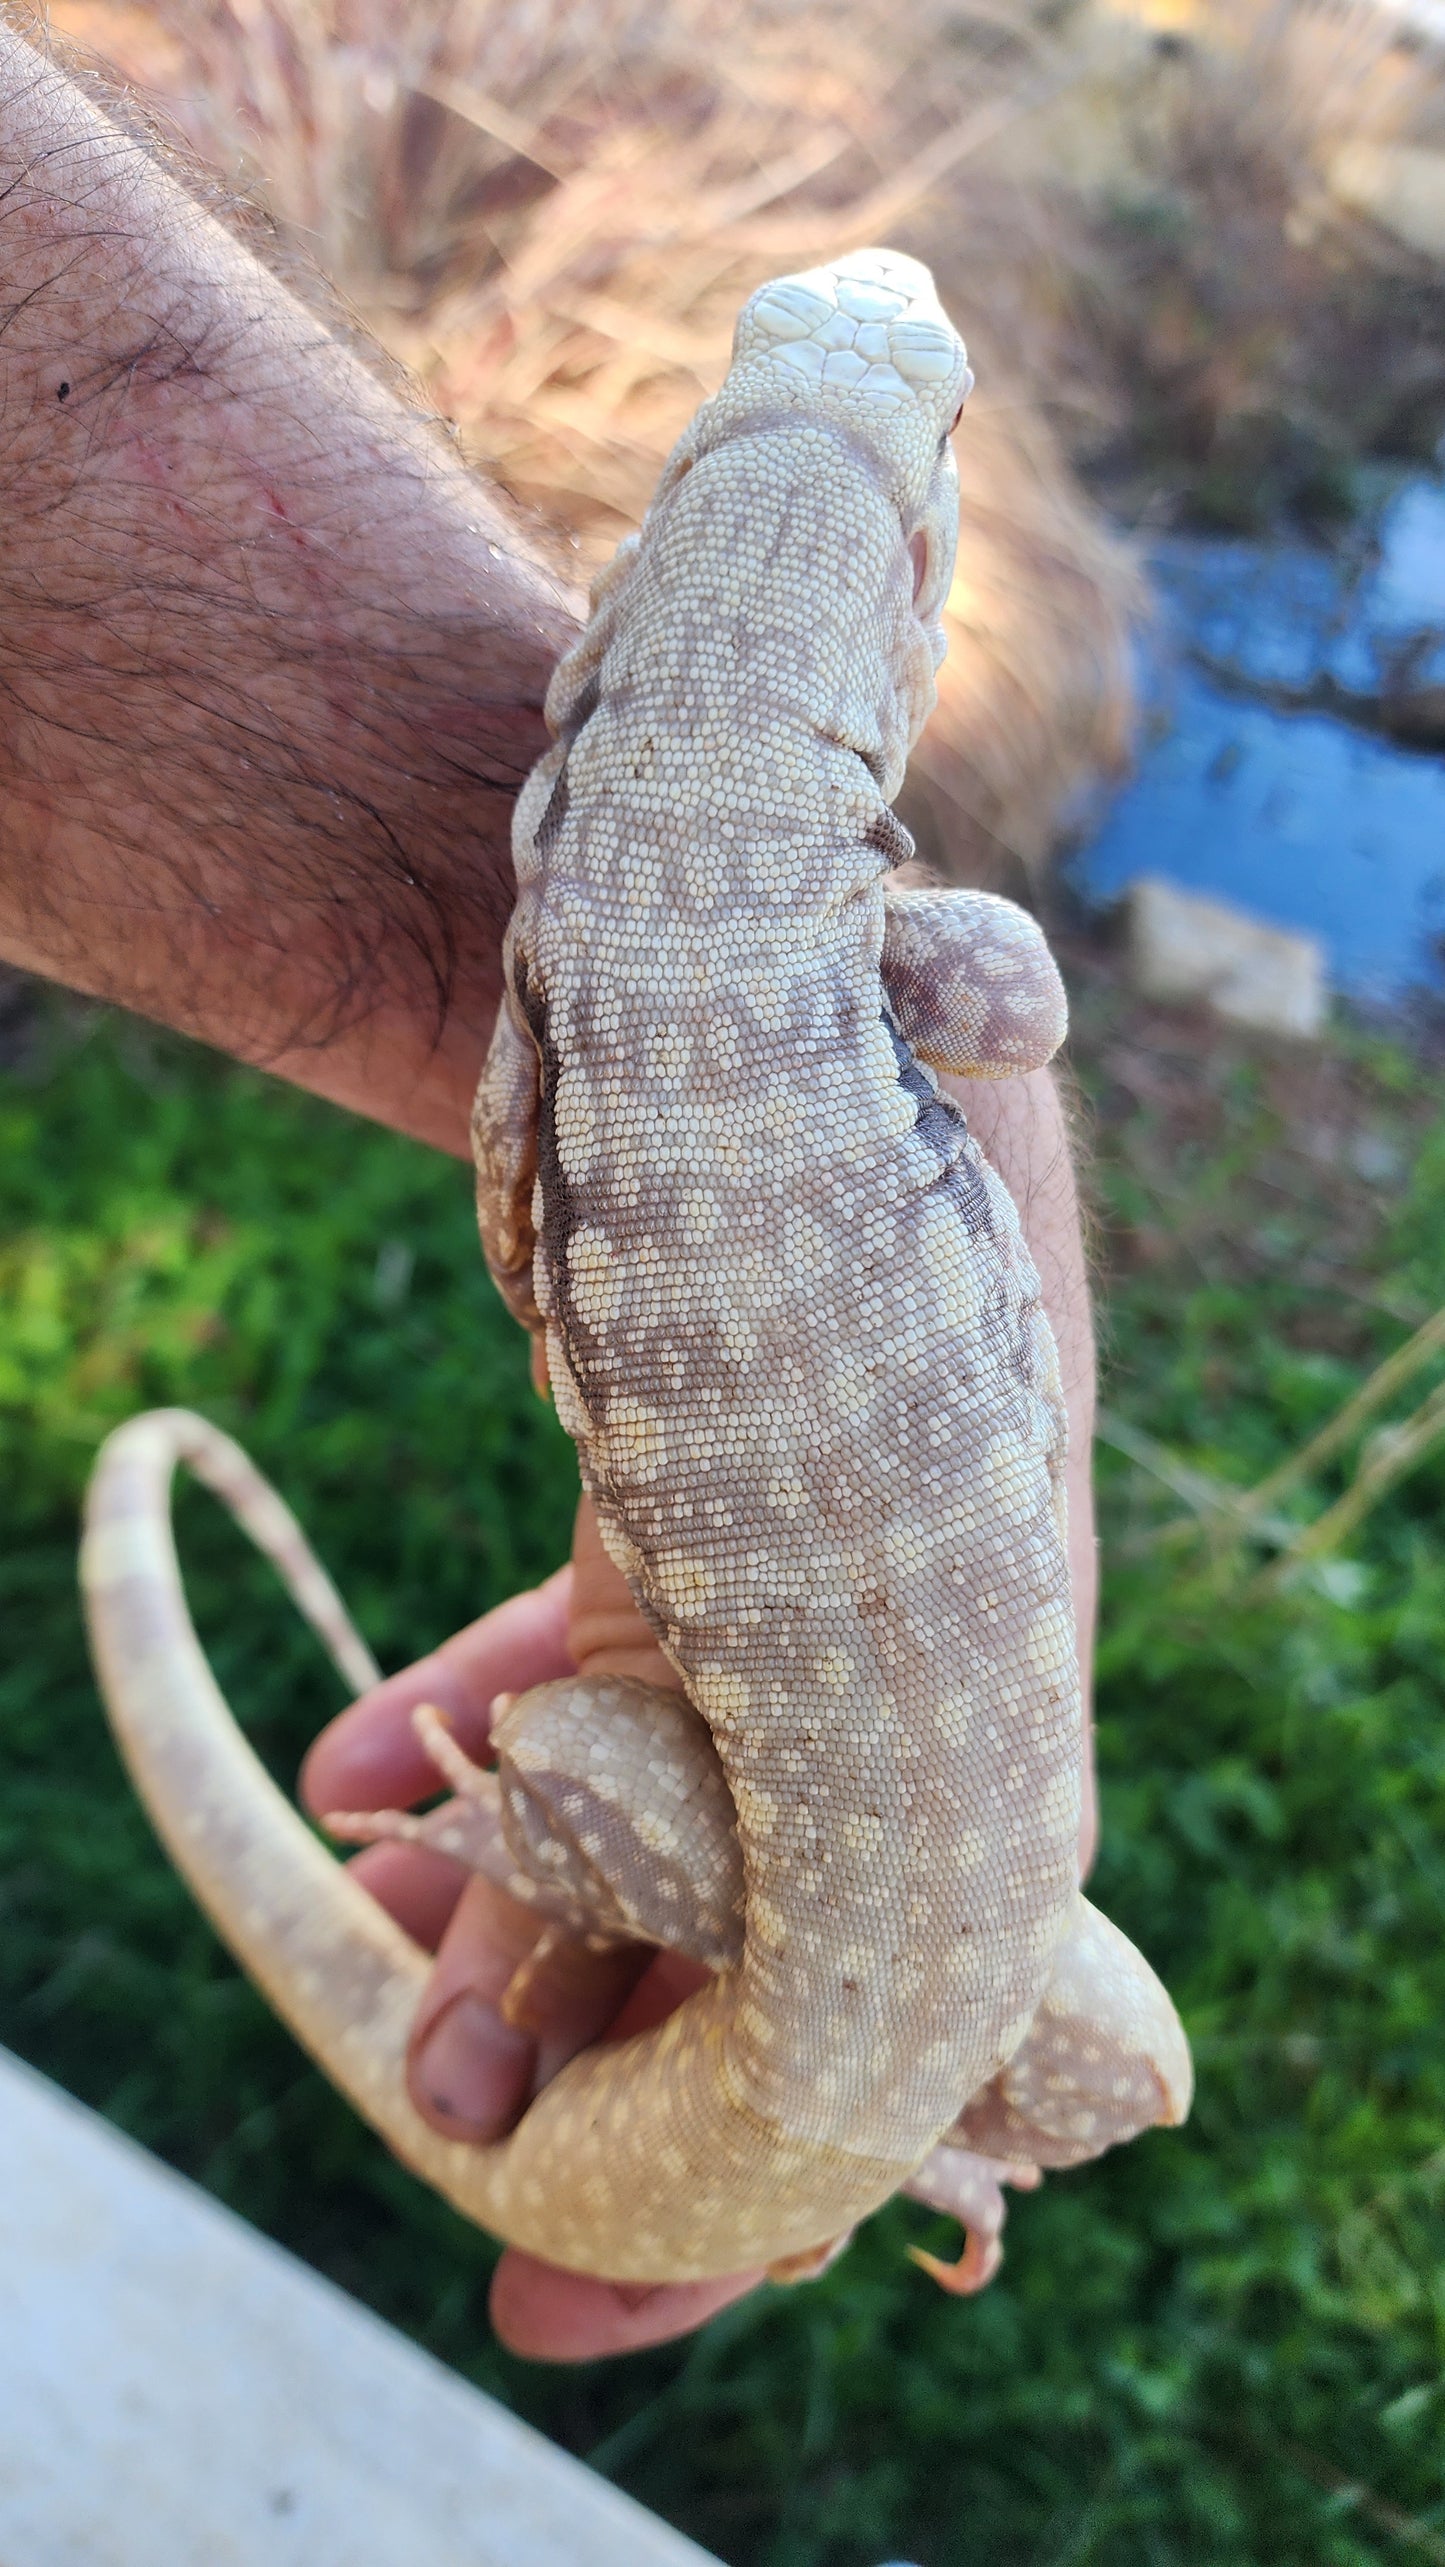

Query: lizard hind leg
491,1674,746,1970
949,1895,1193,2173
902,1897,1191,2295
882,883,1068,1078
330,1677,746,1973
903,2146,1042,2296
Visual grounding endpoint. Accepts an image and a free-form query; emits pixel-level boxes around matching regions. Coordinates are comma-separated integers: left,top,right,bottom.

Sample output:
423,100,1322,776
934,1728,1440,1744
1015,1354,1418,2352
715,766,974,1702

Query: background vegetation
4,958,1445,2567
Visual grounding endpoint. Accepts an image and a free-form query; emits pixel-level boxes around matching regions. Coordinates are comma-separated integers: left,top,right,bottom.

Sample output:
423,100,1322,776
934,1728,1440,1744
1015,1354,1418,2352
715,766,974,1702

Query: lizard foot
333,1682,745,1966
323,1703,512,1876
410,1699,496,1800
902,2143,1042,2296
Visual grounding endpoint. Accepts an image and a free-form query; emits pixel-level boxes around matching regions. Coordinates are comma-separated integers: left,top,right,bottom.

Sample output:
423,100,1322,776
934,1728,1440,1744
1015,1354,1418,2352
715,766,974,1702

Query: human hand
301,1498,765,2361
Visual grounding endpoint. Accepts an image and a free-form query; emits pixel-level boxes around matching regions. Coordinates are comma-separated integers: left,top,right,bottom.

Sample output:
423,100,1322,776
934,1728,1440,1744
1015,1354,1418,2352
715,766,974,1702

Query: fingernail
412,1994,534,2141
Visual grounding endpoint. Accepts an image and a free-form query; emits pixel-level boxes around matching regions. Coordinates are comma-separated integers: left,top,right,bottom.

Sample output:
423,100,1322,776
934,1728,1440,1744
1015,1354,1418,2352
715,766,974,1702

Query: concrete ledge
1126,875,1327,1037
0,2048,717,2567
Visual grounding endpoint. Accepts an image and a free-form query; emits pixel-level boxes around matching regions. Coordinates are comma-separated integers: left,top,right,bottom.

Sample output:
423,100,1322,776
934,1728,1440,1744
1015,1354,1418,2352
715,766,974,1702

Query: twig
1272,2437,1445,2564
1095,1409,1295,1548
1096,1409,1241,1519
412,75,569,179
1261,1376,1445,1585
1237,1302,1445,1522
1189,643,1445,758
730,72,1074,253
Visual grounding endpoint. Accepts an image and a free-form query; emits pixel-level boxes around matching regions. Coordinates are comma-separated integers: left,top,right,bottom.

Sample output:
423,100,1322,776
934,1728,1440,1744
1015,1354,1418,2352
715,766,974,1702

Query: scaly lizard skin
82,250,1190,2290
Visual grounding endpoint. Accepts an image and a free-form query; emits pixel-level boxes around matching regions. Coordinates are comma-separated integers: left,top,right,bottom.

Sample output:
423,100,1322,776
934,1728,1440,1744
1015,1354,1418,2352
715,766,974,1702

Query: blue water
1077,476,1445,1004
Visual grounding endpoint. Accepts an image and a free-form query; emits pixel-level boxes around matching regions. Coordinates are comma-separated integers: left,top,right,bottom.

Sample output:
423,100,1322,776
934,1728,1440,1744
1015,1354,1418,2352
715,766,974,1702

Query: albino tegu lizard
82,249,1190,2292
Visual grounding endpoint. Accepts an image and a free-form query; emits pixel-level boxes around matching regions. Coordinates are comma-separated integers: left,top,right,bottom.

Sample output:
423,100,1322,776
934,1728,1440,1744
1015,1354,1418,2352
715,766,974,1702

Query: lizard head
722,249,972,667
730,250,971,448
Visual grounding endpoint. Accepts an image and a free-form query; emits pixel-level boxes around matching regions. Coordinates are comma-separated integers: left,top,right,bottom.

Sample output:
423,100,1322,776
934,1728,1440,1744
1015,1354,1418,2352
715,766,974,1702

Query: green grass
3,980,1445,2567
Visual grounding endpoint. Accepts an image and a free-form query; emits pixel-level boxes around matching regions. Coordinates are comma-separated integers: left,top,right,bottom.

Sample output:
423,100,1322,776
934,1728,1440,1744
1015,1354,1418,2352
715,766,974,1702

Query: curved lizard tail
79,1408,490,2211
80,1410,911,2280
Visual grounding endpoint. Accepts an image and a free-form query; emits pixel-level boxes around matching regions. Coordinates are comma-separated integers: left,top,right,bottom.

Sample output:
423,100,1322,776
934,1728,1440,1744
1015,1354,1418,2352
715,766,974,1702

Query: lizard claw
906,2230,1004,2295
902,2141,1040,2296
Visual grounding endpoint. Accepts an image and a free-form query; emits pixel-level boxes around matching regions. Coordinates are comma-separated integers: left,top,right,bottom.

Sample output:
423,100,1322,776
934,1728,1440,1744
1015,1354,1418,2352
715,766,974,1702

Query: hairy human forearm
0,21,578,1152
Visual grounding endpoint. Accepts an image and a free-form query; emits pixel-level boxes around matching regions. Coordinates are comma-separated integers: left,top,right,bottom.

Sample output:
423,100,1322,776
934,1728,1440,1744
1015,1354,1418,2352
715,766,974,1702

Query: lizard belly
529,906,1081,2175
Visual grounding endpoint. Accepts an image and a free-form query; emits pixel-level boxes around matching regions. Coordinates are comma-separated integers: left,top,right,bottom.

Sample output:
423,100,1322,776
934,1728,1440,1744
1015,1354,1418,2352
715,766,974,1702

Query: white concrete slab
0,2048,718,2567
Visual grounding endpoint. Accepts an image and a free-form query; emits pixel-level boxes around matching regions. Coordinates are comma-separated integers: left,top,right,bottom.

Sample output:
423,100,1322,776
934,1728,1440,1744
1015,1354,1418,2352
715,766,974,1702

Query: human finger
489,2250,763,2362
568,1495,683,1687
340,1837,470,1953
406,1873,649,2144
404,1873,548,2142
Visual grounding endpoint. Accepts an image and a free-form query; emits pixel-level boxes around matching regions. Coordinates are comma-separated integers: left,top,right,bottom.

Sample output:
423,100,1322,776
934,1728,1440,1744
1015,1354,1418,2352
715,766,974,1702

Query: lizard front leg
472,964,545,1382
882,882,1068,1078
